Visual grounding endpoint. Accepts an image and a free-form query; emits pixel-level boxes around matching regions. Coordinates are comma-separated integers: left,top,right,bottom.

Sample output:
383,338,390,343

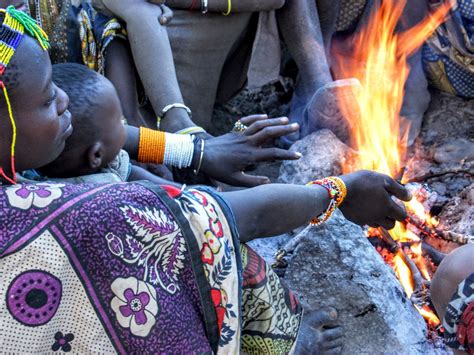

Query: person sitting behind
28,63,176,185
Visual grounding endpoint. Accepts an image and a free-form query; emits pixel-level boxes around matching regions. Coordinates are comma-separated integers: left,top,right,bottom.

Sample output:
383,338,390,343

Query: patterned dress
0,182,301,353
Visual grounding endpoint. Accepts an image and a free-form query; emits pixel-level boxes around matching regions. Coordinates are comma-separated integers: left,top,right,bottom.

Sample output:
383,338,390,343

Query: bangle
223,0,231,15
175,126,207,135
157,103,192,129
306,177,347,225
138,127,166,164
201,0,208,14
193,138,205,175
195,138,205,174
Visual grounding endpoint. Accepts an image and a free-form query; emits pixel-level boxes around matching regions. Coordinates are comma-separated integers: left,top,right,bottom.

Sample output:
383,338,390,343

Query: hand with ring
200,114,302,187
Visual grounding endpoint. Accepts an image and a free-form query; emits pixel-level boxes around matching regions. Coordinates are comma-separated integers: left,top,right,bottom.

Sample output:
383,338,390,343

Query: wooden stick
421,242,446,266
406,215,473,245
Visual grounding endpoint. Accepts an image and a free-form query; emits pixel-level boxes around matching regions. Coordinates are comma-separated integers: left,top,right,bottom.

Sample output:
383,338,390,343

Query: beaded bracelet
223,0,232,15
138,127,166,164
138,127,195,168
306,177,347,226
175,126,207,135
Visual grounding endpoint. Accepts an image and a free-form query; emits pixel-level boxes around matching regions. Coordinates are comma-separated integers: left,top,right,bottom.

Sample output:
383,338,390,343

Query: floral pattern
104,206,186,295
52,332,74,352
111,277,158,337
6,183,64,210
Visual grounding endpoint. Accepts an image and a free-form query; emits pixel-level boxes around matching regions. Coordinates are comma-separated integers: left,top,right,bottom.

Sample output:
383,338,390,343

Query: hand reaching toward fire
339,170,412,230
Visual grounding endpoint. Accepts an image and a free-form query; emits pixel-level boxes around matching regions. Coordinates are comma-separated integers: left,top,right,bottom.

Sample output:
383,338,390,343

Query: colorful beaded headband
0,6,49,184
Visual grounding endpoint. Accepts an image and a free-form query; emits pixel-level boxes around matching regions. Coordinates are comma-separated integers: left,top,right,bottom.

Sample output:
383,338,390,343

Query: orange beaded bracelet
138,127,166,164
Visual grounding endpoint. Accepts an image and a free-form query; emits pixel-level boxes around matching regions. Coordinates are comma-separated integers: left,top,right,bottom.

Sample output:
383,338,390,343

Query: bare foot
304,78,361,143
295,307,345,354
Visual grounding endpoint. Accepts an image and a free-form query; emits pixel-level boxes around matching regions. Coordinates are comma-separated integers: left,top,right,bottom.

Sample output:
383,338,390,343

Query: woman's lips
61,110,73,138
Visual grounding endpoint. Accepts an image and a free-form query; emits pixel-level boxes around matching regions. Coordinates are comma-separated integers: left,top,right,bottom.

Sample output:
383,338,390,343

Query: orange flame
334,0,451,326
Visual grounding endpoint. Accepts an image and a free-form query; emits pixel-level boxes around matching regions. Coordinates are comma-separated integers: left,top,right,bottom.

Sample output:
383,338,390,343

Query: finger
388,199,407,221
159,5,173,25
244,117,289,136
251,123,300,145
255,147,301,162
322,338,345,351
305,307,339,328
384,178,412,202
378,218,396,230
230,172,271,187
368,223,380,228
239,114,268,126
322,327,345,342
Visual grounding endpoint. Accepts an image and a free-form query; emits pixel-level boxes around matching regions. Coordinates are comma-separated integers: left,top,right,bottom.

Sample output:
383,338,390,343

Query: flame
333,0,451,326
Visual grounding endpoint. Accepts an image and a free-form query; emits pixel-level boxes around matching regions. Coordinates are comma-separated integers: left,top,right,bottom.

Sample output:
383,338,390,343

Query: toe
305,307,339,329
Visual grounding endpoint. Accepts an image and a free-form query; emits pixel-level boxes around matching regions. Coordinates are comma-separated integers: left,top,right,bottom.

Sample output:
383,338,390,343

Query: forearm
222,184,330,242
277,0,332,94
129,165,182,187
166,0,286,12
125,14,195,132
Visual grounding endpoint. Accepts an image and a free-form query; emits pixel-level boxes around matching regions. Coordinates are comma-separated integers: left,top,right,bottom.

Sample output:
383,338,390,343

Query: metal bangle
193,139,205,175
201,0,208,14
157,103,192,129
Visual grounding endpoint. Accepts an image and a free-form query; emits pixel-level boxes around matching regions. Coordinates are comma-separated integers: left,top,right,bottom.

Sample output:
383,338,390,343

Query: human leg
277,0,360,145
105,39,151,128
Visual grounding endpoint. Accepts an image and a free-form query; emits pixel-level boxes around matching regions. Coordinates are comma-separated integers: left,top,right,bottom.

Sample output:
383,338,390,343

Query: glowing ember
333,0,452,327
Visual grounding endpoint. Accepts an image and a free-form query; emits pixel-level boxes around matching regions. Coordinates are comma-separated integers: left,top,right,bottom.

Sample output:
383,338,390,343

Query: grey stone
283,212,429,354
278,129,354,185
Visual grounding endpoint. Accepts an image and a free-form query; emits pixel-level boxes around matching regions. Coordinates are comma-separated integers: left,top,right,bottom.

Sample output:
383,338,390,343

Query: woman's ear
87,142,103,170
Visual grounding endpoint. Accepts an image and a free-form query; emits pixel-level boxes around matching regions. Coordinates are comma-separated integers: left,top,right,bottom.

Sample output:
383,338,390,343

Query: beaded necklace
0,6,49,184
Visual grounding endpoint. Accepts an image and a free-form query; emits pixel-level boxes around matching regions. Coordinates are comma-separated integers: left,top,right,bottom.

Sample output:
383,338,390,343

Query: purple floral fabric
0,182,215,353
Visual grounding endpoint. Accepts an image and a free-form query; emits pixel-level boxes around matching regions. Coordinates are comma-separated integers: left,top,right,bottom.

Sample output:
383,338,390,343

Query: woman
0,7,411,353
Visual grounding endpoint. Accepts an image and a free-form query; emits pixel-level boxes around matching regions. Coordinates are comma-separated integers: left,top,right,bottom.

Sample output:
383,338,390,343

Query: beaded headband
0,6,49,184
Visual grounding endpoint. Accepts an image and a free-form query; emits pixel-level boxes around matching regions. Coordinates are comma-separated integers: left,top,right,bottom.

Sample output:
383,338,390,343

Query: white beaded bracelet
163,133,195,169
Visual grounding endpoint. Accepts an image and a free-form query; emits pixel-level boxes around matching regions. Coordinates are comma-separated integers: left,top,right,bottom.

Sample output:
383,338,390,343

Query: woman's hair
52,63,104,150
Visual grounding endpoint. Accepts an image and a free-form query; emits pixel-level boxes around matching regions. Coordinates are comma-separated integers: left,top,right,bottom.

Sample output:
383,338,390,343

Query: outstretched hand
92,0,173,25
201,115,301,187
339,171,412,230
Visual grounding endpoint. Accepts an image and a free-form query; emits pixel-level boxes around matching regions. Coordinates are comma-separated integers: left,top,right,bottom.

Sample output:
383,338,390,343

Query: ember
332,0,457,335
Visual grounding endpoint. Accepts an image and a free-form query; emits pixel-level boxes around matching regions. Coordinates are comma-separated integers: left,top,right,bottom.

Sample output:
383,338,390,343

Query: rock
433,138,474,164
279,130,354,184
283,212,429,354
439,185,474,236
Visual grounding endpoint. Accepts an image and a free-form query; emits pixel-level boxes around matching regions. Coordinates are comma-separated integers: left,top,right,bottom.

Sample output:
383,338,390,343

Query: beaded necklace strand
0,6,49,184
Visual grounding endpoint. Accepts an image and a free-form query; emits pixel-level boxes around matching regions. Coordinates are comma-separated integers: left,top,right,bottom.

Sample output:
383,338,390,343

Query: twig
406,215,473,245
398,249,424,296
405,166,473,183
422,242,446,266
378,228,400,253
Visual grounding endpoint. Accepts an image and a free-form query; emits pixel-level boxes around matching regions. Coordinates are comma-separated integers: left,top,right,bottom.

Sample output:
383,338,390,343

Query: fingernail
281,117,289,123
291,123,299,129
295,152,302,158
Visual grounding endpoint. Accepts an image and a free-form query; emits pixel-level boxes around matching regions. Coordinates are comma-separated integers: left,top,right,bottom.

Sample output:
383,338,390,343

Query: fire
333,0,451,327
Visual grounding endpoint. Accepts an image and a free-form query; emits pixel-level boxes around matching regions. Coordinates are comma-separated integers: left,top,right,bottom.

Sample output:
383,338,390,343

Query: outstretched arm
223,171,412,242
164,0,286,13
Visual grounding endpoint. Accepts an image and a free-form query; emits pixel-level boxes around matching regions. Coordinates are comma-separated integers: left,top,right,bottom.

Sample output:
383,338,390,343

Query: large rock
283,213,429,354
278,130,355,184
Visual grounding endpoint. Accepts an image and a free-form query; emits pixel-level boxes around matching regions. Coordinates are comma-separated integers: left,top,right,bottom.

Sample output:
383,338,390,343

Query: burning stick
422,242,446,266
378,227,400,253
406,215,473,245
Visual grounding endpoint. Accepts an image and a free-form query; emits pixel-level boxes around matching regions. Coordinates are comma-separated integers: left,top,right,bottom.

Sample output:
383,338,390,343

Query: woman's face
0,36,73,173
